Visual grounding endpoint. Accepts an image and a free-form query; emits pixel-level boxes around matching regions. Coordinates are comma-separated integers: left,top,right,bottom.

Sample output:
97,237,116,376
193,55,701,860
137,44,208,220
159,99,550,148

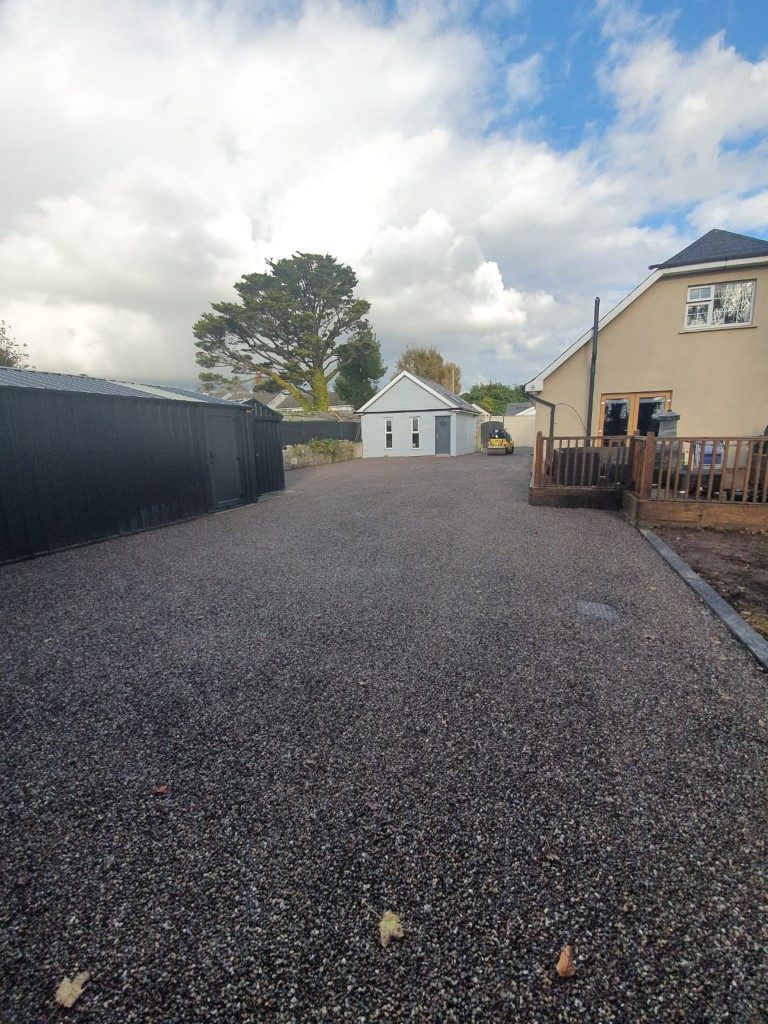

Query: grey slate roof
649,229,768,269
253,390,281,407
411,374,479,414
0,367,244,406
505,401,534,416
273,390,349,409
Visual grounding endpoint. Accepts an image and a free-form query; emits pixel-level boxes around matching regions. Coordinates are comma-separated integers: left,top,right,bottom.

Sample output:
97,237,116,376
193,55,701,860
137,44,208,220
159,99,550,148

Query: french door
598,391,672,437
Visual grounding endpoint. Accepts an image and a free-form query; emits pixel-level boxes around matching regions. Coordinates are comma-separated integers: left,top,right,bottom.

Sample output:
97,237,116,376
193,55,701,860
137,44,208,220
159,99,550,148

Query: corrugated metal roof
0,367,149,398
0,368,245,407
122,382,242,406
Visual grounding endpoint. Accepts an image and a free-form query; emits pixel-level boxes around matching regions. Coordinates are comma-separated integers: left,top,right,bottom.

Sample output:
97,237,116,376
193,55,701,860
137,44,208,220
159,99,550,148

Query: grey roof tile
411,374,478,413
505,401,533,416
650,229,768,269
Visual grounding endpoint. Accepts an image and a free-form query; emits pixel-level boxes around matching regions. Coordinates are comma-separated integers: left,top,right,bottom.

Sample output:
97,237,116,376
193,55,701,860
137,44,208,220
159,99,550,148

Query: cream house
503,401,536,446
526,229,768,438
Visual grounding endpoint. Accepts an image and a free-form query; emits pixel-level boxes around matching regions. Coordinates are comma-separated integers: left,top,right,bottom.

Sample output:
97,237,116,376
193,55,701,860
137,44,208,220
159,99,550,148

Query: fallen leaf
379,910,404,948
542,849,561,863
152,785,168,796
55,971,89,1008
555,945,576,979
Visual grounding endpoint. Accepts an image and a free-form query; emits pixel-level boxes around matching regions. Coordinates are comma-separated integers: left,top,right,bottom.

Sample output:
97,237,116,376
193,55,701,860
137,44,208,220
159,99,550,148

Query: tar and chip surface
2,453,765,1022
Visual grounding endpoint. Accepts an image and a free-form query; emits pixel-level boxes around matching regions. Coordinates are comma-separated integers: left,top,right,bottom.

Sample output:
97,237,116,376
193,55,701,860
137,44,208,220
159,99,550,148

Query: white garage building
358,371,480,458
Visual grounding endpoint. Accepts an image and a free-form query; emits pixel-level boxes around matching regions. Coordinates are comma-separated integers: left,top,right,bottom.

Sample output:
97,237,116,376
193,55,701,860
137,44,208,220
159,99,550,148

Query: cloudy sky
1,0,767,390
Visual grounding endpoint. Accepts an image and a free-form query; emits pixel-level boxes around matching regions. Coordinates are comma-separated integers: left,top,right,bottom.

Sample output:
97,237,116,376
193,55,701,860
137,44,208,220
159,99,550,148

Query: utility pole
585,297,600,437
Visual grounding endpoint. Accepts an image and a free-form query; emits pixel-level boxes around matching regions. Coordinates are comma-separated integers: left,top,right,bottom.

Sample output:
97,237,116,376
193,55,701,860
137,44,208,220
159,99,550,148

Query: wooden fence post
640,430,656,499
533,431,543,487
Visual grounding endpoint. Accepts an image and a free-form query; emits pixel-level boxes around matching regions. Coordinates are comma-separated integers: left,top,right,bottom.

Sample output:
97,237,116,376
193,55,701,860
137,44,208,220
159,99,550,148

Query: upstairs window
385,417,393,449
411,416,420,449
684,280,754,329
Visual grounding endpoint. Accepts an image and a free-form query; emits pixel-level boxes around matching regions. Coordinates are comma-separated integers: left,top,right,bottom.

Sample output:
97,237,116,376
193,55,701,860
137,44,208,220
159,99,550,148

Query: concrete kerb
639,526,768,671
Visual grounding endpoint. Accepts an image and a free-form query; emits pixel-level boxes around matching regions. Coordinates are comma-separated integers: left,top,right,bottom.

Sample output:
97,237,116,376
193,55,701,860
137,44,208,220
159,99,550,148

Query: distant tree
0,321,33,368
460,381,526,416
194,253,374,412
335,326,387,409
394,345,462,393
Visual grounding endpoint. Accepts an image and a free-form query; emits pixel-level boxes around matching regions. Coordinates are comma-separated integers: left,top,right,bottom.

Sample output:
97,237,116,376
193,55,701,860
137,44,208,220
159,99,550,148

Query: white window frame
384,417,393,449
683,279,755,330
411,416,420,449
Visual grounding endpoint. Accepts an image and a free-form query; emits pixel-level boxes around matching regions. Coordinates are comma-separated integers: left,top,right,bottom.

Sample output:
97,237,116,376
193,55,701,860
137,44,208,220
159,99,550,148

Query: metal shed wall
250,402,286,495
0,387,260,562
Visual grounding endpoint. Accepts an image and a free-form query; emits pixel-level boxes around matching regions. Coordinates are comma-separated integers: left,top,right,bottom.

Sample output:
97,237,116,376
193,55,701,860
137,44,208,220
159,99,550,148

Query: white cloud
506,54,542,107
0,0,766,390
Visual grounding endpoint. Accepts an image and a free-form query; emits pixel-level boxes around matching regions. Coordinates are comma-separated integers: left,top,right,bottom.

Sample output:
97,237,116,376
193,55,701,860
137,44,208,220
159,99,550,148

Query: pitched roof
273,390,350,409
649,229,768,269
528,228,768,391
357,370,478,414
0,367,244,406
252,390,281,406
505,401,533,416
409,374,478,413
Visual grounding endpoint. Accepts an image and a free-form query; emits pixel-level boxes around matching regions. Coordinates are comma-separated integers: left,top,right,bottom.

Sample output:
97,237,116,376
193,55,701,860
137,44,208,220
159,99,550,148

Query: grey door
207,411,242,509
435,415,451,455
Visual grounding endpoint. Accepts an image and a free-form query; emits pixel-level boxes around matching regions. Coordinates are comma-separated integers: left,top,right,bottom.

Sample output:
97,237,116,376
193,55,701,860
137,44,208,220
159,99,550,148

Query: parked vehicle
487,426,515,455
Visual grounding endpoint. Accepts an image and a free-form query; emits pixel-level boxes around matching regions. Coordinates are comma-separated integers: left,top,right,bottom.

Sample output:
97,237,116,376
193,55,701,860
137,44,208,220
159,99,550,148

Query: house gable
529,230,768,395
358,371,456,414
529,261,768,437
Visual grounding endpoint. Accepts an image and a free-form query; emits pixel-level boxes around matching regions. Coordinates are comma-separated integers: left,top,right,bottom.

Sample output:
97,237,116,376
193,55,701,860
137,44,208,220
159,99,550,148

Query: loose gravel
1,452,766,1023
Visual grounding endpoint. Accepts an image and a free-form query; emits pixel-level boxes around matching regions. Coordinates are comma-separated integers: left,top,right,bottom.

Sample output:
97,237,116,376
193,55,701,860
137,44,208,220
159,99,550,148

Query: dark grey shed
0,369,285,563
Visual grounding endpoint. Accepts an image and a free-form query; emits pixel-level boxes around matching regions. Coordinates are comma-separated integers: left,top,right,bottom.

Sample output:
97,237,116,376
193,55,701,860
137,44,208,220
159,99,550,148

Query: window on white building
385,418,393,448
684,280,755,329
411,416,419,449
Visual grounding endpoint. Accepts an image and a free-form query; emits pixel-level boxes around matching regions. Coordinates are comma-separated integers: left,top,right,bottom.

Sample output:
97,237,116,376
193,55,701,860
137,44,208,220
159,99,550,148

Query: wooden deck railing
633,434,768,504
533,431,768,505
533,434,631,489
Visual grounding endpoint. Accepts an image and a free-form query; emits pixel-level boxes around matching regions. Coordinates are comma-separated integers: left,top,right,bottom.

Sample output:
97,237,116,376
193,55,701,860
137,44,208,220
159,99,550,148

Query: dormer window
684,280,755,329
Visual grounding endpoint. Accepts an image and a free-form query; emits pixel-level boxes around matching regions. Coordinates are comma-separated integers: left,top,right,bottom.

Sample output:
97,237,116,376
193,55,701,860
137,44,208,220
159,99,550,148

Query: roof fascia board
526,270,661,390
356,370,454,413
653,255,768,276
526,251,768,393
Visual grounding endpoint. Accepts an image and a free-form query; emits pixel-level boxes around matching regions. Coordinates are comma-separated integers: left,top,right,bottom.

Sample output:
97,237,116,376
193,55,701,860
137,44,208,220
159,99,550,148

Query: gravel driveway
2,452,765,1022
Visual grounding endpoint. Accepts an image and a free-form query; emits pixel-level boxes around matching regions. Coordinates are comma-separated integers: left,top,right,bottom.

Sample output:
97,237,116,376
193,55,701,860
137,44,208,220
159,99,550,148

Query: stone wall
283,441,362,471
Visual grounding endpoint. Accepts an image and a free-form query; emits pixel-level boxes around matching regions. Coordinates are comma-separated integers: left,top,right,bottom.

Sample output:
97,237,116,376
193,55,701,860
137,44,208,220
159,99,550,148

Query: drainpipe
527,392,556,436
585,296,600,436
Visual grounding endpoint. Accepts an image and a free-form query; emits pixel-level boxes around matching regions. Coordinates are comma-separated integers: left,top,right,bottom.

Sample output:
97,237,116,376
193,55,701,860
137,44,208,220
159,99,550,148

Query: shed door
435,415,451,455
207,411,242,509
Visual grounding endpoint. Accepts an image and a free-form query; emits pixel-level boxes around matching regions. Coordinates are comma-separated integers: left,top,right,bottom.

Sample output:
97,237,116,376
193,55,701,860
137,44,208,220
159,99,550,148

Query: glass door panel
599,392,672,436
602,398,630,436
637,396,667,436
